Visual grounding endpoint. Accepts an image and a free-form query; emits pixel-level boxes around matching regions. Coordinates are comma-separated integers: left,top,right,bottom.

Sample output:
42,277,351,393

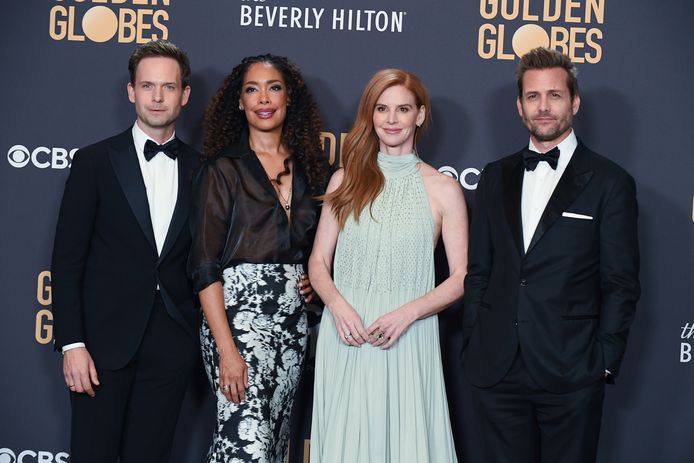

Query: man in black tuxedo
52,40,200,462
462,47,639,462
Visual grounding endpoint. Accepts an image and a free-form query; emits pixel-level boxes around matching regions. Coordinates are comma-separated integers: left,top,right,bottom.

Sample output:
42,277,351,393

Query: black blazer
462,141,640,393
51,128,200,370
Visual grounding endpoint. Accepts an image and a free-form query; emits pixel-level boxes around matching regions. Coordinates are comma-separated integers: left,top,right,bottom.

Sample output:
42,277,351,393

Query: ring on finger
222,384,231,392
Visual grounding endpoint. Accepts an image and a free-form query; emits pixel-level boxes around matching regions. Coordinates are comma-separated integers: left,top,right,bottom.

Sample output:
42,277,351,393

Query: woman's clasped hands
329,302,415,350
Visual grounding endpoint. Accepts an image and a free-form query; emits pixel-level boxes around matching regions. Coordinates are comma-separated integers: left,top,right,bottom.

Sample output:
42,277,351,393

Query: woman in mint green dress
309,69,469,462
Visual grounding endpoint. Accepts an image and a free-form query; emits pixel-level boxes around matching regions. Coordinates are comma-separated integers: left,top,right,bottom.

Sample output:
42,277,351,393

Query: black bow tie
144,138,179,161
523,146,560,171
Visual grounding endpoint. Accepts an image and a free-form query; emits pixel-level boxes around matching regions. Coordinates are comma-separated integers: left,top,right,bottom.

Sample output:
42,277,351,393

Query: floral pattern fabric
201,263,307,463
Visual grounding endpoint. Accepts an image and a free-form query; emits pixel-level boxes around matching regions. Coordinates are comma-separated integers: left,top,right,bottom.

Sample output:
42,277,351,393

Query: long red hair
323,69,431,228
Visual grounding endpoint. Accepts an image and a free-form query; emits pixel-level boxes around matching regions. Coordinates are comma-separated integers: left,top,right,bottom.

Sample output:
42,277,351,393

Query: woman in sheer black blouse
188,54,329,463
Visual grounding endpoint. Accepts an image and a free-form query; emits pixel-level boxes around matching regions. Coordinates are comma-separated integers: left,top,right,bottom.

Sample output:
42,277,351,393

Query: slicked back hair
517,47,578,100
128,39,191,88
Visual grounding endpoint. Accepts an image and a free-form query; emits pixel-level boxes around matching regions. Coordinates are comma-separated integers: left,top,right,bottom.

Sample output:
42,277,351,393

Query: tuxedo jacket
51,128,200,370
462,141,639,393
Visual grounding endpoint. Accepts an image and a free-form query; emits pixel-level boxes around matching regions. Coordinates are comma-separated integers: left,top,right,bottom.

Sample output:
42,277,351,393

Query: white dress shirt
131,121,179,256
62,122,179,353
521,130,578,252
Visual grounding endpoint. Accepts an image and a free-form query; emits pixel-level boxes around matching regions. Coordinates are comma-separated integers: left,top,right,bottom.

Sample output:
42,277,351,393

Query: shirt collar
131,121,176,157
218,130,252,159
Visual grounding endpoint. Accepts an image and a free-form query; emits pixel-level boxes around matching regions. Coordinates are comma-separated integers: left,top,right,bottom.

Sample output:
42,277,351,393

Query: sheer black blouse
188,136,325,293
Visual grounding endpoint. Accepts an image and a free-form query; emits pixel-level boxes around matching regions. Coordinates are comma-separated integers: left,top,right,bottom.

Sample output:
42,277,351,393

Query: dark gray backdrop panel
1,1,692,462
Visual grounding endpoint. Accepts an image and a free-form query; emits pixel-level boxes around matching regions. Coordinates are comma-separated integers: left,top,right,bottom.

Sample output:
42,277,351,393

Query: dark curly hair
203,54,328,194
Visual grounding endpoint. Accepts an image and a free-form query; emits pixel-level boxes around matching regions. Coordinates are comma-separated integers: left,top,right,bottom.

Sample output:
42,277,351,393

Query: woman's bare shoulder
419,162,463,196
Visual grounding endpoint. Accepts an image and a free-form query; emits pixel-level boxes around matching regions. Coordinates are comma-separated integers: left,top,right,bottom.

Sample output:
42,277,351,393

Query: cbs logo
0,448,69,463
7,145,77,170
438,165,481,191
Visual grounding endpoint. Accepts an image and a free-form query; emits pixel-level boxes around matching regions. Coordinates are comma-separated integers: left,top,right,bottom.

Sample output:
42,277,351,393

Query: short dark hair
128,39,191,87
517,47,578,100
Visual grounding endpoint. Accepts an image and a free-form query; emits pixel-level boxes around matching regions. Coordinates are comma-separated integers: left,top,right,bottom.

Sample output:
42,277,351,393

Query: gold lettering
132,0,170,5
586,0,604,24
500,0,519,21
37,271,52,306
136,9,153,43
523,0,539,21
569,27,586,63
478,24,497,59
585,28,603,63
118,9,137,43
339,133,348,167
550,26,569,54
320,132,337,166
35,309,53,345
480,0,498,20
496,24,514,59
66,6,85,41
49,6,68,41
152,10,169,41
303,439,310,463
543,0,561,21
565,0,581,23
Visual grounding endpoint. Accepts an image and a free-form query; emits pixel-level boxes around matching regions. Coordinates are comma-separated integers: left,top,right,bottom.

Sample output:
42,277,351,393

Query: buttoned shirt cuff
62,342,86,354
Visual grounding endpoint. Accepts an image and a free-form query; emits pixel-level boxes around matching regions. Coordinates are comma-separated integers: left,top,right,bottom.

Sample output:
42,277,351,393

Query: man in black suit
462,47,639,462
52,40,200,462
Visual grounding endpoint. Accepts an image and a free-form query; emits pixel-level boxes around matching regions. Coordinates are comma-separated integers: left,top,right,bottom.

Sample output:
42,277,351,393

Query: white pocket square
562,212,593,220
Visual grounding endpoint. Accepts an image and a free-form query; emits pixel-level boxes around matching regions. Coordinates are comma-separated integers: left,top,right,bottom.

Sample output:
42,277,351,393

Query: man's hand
63,347,99,397
298,273,316,303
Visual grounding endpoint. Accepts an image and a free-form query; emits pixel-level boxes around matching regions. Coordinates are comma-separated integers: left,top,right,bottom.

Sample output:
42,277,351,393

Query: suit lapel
501,153,525,257
525,143,594,255
109,130,157,253
159,146,197,262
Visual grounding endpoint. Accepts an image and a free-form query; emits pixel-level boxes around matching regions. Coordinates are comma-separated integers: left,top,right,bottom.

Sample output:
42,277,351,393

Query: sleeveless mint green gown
311,152,458,462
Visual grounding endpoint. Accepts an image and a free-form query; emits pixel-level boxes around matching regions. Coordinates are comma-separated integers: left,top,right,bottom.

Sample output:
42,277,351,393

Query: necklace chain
270,178,292,210
255,146,292,211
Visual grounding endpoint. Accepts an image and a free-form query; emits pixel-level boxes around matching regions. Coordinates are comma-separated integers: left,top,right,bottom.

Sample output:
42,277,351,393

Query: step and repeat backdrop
1,1,692,462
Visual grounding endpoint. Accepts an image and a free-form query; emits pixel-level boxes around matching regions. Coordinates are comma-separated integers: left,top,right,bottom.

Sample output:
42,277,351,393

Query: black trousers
470,351,605,463
69,294,198,463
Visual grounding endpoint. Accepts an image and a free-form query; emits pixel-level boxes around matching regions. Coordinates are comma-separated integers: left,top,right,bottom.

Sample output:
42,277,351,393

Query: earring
239,103,244,110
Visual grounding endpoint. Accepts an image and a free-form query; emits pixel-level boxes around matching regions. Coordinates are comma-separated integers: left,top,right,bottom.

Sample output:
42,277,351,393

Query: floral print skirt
201,263,307,463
